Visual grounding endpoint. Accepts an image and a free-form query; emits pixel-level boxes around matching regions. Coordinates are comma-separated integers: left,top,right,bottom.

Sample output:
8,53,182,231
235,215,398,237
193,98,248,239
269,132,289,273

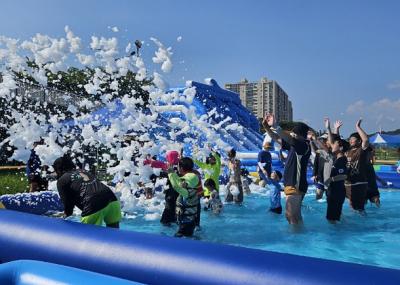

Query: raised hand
334,120,343,130
324,117,330,129
356,118,362,128
263,113,276,128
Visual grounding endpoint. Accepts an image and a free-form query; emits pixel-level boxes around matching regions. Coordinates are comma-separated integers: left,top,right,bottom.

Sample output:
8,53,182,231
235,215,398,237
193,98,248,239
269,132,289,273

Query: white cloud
346,100,365,114
346,98,400,132
387,80,400,90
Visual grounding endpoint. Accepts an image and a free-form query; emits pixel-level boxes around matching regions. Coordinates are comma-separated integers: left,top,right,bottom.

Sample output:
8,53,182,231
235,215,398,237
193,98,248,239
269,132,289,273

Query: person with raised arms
193,147,221,198
311,119,349,223
262,113,311,225
344,119,371,213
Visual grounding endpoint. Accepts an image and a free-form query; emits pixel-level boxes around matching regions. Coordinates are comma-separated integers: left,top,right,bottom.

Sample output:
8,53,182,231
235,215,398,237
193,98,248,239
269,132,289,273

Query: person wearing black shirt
311,136,328,200
263,113,311,225
321,119,349,222
53,155,121,228
345,119,370,212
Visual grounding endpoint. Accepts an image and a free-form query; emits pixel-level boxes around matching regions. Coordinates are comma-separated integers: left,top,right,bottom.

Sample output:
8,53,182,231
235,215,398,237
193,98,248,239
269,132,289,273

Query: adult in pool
344,119,371,213
53,155,121,228
168,157,200,237
262,113,311,225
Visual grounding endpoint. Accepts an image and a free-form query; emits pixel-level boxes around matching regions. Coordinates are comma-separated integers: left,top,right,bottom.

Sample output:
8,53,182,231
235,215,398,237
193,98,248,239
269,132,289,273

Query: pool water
119,187,400,270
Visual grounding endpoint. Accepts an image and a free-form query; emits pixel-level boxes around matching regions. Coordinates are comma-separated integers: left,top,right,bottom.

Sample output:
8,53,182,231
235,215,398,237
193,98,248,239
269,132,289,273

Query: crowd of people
24,113,394,238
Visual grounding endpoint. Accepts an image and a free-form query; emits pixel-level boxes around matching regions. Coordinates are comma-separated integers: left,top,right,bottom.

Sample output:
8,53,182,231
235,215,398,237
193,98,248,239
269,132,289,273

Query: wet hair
241,168,249,176
178,157,194,171
349,132,361,141
207,152,220,164
228,148,236,158
53,154,76,175
341,140,350,153
263,142,271,150
292,122,310,138
274,170,283,180
204,178,216,190
332,134,350,153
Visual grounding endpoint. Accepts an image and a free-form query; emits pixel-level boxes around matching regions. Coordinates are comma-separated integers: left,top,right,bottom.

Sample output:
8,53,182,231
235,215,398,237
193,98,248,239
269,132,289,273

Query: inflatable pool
0,210,399,285
0,260,142,285
0,191,63,215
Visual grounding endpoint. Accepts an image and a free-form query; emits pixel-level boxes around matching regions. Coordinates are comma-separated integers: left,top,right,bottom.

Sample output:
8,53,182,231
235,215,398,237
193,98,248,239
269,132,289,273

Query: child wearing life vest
168,157,200,237
193,150,221,198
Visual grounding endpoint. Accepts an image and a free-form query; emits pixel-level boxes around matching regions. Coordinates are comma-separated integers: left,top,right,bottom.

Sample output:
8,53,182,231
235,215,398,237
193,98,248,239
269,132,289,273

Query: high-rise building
225,77,293,123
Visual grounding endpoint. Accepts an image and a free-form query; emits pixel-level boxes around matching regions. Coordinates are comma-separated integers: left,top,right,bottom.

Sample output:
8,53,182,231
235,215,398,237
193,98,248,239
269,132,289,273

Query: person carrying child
225,148,244,204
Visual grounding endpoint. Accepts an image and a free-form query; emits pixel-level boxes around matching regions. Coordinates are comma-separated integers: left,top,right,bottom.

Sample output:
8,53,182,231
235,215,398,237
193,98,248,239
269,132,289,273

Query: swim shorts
81,200,122,226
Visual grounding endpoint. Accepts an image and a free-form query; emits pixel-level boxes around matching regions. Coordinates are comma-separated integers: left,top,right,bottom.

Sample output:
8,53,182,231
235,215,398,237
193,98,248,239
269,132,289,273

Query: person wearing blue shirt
26,140,48,192
257,143,272,185
264,170,283,214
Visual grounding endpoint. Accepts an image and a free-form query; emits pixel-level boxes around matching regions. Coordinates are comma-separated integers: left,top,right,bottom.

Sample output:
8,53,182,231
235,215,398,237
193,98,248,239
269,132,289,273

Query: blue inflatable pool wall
0,260,142,285
0,210,399,285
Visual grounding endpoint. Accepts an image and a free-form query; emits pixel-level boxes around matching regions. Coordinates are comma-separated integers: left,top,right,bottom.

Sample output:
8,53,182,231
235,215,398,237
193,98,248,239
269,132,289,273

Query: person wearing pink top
160,150,181,225
144,154,168,171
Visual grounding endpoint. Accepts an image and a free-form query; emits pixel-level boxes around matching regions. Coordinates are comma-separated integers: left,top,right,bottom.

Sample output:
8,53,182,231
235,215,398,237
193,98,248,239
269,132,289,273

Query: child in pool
260,170,283,214
203,178,223,215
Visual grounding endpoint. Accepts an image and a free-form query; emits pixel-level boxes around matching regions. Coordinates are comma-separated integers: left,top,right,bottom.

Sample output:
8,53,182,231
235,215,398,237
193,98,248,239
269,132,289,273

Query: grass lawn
0,169,29,195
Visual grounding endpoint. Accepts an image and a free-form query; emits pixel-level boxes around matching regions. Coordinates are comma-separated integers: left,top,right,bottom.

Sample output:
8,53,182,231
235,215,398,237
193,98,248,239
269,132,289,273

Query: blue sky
1,0,399,135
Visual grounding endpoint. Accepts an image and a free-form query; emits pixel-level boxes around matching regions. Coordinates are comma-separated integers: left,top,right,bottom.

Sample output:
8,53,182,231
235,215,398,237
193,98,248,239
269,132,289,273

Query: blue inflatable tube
0,210,399,285
0,260,142,285
0,191,63,215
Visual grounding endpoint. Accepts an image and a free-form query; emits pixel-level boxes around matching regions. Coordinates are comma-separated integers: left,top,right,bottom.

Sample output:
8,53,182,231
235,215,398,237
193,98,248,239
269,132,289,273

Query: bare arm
309,129,328,152
324,118,334,148
333,120,343,136
356,119,369,150
262,113,282,145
